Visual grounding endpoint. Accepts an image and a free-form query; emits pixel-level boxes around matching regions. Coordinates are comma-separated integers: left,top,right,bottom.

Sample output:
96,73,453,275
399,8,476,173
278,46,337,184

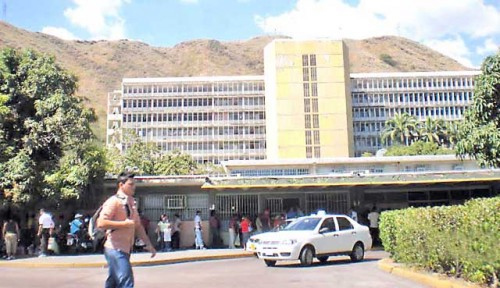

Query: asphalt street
0,251,427,288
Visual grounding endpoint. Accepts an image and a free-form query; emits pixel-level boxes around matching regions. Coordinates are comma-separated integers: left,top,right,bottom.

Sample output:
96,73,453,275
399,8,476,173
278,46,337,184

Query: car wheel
299,246,314,266
264,260,276,267
317,256,329,263
350,242,364,262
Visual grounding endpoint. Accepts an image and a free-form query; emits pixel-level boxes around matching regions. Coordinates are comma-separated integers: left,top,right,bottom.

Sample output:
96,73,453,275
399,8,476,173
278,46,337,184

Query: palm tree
381,113,418,145
417,117,445,144
442,121,459,148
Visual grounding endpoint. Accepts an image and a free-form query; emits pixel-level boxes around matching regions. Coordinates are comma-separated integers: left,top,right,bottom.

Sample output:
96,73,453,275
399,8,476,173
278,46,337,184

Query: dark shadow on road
271,258,380,269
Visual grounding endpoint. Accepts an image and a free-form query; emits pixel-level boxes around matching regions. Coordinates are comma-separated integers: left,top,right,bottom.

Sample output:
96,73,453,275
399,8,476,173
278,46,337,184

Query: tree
385,142,454,156
456,52,500,168
382,113,418,145
0,48,104,205
417,117,445,144
442,121,459,148
107,130,200,175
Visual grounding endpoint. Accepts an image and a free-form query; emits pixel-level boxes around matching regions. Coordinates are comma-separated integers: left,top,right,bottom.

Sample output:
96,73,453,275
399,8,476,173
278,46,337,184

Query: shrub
379,197,500,286
380,53,397,67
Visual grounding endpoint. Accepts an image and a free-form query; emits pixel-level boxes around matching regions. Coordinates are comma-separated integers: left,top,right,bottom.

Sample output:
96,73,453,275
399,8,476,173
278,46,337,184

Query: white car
256,213,372,267
246,219,297,254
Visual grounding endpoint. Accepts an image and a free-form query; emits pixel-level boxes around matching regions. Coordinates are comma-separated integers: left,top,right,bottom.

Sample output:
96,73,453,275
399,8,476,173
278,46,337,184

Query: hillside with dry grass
0,21,470,140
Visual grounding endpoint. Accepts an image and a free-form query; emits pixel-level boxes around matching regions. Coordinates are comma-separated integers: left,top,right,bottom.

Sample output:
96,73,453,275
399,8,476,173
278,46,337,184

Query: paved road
0,251,427,288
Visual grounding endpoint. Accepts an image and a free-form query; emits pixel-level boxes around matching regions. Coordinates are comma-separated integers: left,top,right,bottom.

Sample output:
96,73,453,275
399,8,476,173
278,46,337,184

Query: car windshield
283,217,321,231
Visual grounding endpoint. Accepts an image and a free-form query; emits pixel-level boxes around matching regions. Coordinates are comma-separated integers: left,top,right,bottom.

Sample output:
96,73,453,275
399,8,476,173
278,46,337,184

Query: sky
2,0,499,68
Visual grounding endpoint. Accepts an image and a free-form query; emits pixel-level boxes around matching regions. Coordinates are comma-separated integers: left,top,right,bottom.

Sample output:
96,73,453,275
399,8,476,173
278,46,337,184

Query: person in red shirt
240,216,251,250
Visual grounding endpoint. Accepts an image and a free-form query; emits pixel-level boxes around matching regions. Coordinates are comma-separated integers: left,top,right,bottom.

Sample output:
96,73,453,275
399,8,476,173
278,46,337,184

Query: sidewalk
0,249,254,268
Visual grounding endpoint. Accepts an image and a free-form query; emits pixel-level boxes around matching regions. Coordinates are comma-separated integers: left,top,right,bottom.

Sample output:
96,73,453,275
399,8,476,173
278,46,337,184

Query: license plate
249,244,256,250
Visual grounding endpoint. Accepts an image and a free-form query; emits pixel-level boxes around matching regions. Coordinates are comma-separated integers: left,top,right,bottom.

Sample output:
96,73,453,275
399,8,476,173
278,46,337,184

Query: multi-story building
351,71,478,155
107,76,266,164
107,39,479,163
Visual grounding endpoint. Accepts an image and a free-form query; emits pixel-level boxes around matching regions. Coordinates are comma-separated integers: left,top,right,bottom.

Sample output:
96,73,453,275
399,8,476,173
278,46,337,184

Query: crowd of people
0,200,382,261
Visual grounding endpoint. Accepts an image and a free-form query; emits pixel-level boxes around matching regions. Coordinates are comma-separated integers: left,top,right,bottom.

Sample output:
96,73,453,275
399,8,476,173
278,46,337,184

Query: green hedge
379,197,500,286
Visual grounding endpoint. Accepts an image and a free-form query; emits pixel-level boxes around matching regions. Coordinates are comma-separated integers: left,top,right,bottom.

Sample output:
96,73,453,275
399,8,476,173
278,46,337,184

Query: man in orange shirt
97,172,156,288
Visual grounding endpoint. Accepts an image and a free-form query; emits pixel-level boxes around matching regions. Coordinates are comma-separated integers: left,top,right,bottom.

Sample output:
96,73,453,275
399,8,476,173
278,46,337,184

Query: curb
0,252,254,269
378,258,479,288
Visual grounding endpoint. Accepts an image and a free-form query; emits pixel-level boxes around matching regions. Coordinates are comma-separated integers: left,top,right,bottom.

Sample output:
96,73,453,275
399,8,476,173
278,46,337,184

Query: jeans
195,228,204,248
171,231,180,250
40,228,50,255
104,248,134,288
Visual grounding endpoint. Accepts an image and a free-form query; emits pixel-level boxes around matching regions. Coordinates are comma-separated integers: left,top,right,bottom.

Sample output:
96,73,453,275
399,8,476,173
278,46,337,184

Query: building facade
107,76,266,164
107,40,479,163
351,71,478,156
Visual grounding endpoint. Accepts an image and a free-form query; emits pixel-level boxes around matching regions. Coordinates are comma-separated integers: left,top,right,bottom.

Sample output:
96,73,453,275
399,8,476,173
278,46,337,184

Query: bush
380,53,397,67
379,197,500,286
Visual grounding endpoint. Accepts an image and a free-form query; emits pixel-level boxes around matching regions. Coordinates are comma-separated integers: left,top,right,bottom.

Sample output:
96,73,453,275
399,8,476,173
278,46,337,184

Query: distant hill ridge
0,21,470,140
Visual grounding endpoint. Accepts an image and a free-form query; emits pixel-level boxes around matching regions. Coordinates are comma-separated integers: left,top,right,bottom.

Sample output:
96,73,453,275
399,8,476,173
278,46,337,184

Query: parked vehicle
246,218,297,254
66,228,93,254
256,212,372,267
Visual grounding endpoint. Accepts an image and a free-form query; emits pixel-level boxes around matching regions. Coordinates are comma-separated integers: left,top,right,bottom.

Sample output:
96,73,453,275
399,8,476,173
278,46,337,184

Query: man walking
367,206,380,246
97,172,156,288
37,208,54,257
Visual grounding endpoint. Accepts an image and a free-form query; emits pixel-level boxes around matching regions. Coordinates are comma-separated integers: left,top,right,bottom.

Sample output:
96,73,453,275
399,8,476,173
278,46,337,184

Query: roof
222,155,473,168
350,70,480,78
203,169,500,190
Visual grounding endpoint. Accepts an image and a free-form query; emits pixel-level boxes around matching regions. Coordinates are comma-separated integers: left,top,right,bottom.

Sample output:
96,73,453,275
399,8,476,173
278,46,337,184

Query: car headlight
281,239,297,245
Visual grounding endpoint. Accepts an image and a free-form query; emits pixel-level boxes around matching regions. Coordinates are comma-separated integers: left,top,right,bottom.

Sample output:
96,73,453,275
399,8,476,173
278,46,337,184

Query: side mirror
319,227,329,234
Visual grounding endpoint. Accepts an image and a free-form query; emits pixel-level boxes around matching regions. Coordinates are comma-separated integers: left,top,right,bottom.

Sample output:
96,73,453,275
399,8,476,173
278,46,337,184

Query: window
313,130,320,143
303,83,310,97
304,99,311,113
312,99,318,113
311,83,318,97
303,68,309,81
336,217,353,231
313,114,319,128
311,67,317,81
319,217,336,232
305,131,312,145
306,146,313,158
305,115,311,128
314,147,321,158
302,55,309,66
309,54,316,66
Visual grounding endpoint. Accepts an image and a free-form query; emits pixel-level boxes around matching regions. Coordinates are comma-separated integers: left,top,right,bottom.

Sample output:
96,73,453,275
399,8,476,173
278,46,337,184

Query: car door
334,216,356,252
314,217,343,254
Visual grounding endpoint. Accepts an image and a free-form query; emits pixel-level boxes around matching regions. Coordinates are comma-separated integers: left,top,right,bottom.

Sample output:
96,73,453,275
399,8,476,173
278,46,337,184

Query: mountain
0,21,470,140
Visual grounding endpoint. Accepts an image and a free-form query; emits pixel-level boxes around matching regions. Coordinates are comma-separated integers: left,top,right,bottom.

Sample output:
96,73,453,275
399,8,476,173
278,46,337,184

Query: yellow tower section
264,39,354,160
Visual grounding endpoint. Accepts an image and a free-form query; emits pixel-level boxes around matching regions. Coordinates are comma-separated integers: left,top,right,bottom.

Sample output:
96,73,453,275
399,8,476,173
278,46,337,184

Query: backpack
88,194,131,241
88,205,106,241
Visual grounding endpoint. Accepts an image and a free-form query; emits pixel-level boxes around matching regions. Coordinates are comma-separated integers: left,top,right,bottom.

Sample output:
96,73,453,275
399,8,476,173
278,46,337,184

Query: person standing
348,206,358,222
209,210,221,248
69,214,84,237
171,214,181,250
194,210,205,249
240,216,251,250
3,217,20,260
37,209,54,257
228,214,238,249
260,208,271,232
155,214,169,251
367,206,380,246
97,172,156,288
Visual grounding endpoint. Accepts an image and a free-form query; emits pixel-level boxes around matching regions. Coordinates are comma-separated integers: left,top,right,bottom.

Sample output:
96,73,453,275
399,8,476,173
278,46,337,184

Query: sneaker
38,254,47,258
201,247,207,250
7,256,12,260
